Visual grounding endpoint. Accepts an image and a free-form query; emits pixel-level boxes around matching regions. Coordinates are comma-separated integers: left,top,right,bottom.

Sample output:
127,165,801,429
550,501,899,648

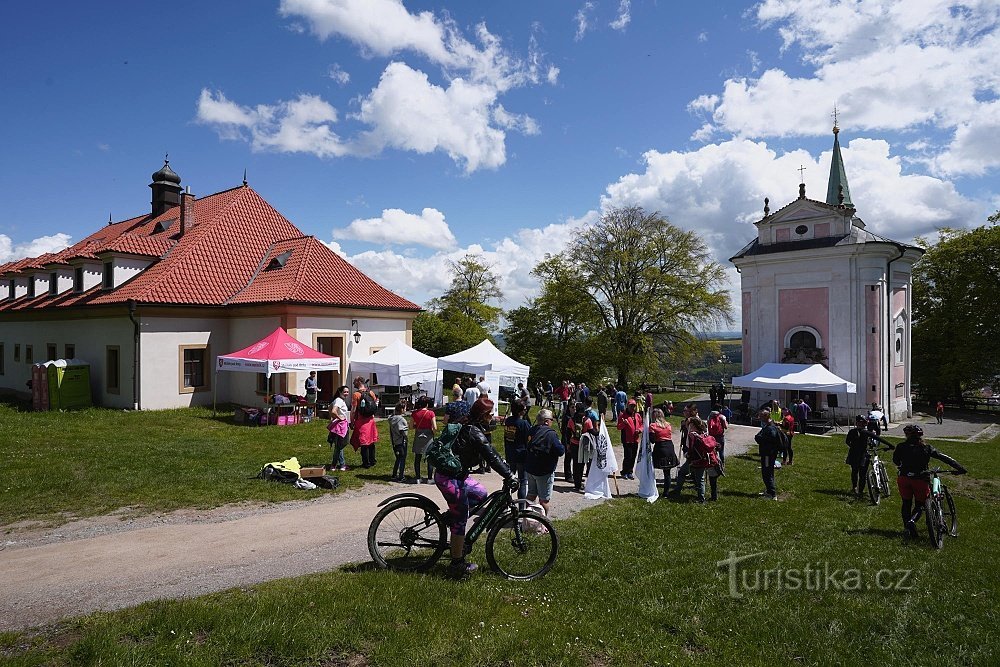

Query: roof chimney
150,156,182,217
179,187,195,237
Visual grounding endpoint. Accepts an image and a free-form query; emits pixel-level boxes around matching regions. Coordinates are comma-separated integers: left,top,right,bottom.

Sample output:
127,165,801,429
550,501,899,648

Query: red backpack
708,414,725,437
689,433,720,469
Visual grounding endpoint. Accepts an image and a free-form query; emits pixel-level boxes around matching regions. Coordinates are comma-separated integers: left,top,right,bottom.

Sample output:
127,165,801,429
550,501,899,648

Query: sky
2,0,998,328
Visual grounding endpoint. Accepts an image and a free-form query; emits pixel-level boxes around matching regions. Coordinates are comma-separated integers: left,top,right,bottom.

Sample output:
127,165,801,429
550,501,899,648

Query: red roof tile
3,184,419,312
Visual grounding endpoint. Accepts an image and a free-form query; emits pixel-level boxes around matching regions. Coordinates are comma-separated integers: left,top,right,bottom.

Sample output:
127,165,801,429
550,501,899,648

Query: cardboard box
299,466,326,478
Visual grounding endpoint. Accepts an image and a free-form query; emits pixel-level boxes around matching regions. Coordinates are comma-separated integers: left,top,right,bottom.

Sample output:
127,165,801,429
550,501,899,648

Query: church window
894,313,906,365
789,330,817,349
795,225,808,235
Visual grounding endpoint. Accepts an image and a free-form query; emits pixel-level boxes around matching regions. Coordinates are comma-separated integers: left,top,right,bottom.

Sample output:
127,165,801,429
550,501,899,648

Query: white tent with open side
731,363,857,393
436,339,530,405
349,339,442,404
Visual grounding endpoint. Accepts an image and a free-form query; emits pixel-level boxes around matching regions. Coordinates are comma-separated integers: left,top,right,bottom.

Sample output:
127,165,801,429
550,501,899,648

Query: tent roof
217,327,340,377
437,339,529,377
350,339,438,379
731,363,857,393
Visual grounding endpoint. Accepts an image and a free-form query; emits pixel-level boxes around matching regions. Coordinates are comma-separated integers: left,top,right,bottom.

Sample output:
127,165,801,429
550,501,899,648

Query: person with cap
616,399,643,479
893,424,966,539
435,396,517,576
845,414,874,497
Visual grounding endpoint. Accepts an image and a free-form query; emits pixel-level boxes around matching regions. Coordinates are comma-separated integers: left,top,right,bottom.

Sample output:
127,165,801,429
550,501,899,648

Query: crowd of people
323,375,969,571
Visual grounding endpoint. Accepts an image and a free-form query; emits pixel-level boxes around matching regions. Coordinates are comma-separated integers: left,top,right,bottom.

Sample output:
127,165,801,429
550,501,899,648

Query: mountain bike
367,484,559,580
866,442,894,505
907,468,959,549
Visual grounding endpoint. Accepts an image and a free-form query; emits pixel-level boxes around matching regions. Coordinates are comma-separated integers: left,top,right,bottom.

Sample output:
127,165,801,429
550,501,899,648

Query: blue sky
2,1,998,321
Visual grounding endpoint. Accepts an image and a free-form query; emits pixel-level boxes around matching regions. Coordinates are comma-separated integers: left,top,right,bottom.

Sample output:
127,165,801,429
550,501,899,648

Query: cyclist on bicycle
893,424,967,538
436,396,517,576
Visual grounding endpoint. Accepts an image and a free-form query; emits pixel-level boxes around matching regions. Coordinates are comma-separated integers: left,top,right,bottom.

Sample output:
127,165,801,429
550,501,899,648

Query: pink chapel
731,123,924,422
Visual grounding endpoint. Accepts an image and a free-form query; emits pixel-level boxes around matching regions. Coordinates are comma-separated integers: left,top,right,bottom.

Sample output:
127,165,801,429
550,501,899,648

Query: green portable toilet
45,359,92,410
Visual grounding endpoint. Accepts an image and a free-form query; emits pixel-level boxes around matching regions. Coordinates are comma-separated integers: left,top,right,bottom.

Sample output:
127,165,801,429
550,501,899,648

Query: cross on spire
798,164,807,182
831,104,839,134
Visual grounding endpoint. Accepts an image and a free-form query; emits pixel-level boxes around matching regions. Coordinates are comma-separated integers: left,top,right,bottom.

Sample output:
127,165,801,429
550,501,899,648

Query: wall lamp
351,319,361,344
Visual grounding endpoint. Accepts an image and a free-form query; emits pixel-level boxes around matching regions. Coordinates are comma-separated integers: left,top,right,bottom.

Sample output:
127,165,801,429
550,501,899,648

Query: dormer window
103,261,114,289
49,272,57,296
154,219,175,234
27,278,35,298
74,267,83,292
266,251,292,271
7,279,13,300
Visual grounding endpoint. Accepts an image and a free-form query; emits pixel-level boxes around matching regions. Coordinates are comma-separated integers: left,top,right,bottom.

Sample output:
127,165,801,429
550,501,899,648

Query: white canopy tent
349,339,442,405
731,363,857,393
436,339,531,405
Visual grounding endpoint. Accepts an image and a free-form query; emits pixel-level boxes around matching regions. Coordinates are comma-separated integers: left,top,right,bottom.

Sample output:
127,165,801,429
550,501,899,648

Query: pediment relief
762,199,840,226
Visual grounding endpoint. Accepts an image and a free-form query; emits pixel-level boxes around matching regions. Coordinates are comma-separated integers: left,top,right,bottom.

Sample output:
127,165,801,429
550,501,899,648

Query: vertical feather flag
636,407,658,502
584,417,619,499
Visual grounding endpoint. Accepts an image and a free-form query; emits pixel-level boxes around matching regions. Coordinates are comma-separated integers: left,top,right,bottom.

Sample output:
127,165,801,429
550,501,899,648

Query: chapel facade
731,125,924,422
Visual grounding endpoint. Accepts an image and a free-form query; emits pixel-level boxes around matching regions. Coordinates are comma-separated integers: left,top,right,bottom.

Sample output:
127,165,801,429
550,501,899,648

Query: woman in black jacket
435,396,517,575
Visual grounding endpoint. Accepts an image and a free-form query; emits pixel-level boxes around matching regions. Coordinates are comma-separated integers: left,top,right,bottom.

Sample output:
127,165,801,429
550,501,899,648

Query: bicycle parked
907,468,959,549
368,484,558,580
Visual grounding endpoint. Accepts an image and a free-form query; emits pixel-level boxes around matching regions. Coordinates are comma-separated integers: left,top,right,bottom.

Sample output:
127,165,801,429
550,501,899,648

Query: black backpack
356,390,378,417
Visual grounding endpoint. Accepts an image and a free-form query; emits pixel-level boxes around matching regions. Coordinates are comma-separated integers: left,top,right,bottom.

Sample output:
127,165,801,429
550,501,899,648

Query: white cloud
695,0,1000,175
690,123,715,142
574,2,595,41
334,215,593,308
200,0,554,172
697,31,708,43
327,63,350,85
610,0,632,31
601,137,982,265
333,207,458,250
0,233,73,262
197,89,348,158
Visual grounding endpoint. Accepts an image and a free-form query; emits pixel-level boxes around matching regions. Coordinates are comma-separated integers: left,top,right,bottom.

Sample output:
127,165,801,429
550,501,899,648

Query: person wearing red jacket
617,399,642,480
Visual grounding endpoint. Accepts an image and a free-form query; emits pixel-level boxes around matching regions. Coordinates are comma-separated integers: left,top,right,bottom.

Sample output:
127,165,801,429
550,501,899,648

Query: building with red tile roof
0,161,420,409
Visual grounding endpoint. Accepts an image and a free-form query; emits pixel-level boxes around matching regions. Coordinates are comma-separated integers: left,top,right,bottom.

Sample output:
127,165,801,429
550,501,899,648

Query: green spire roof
826,127,852,207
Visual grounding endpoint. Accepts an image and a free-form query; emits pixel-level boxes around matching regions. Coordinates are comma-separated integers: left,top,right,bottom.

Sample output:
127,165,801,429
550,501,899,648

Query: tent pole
212,369,218,416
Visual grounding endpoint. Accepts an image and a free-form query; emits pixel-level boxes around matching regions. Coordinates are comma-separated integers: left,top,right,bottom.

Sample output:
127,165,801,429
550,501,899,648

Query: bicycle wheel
942,486,958,537
877,461,891,497
867,467,880,505
368,499,448,571
485,511,558,581
925,497,945,549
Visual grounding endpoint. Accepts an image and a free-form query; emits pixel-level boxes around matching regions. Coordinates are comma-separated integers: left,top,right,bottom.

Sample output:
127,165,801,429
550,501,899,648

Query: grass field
1,403,998,665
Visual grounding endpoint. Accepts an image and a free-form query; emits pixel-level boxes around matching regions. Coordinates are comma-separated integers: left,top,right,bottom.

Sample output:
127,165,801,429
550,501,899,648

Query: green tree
912,216,1000,401
502,255,607,385
428,254,503,331
563,206,732,388
412,311,490,358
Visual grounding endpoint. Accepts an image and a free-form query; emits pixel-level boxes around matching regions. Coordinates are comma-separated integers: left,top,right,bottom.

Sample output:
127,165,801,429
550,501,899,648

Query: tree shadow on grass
845,527,907,541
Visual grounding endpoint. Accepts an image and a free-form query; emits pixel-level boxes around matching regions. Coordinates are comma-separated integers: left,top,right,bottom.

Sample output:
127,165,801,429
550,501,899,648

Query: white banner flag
635,407,659,503
584,417,619,499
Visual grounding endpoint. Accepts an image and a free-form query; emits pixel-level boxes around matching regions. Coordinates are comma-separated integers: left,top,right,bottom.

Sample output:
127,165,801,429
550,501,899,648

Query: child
388,404,409,482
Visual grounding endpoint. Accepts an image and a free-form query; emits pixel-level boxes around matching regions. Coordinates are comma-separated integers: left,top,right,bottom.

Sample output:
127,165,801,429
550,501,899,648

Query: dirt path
0,426,759,632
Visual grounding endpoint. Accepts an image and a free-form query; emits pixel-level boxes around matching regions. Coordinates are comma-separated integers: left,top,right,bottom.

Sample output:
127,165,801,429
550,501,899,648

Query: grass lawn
2,406,998,665
0,402,400,524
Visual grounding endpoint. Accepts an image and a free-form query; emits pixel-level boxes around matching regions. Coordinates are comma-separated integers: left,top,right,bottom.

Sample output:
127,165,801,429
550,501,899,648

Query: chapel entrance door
314,335,345,404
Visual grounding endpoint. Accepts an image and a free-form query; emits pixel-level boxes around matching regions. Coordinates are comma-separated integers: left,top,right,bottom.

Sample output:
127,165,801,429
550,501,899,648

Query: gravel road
0,425,757,632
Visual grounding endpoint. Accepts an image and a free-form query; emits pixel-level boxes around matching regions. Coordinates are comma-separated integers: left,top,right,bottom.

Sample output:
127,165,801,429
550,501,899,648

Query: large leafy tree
562,206,732,388
912,216,1000,401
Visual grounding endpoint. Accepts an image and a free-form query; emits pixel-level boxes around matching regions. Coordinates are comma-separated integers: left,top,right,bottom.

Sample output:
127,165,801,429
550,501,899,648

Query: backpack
356,390,378,417
571,416,586,442
689,433,719,469
425,436,464,478
527,425,556,456
708,414,725,437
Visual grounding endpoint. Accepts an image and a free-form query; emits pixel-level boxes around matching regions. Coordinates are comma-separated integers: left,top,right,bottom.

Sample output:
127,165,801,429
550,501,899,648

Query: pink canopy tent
214,327,340,413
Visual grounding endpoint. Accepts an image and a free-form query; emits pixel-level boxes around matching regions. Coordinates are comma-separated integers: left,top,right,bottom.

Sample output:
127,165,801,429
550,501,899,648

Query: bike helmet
903,423,923,436
856,414,868,423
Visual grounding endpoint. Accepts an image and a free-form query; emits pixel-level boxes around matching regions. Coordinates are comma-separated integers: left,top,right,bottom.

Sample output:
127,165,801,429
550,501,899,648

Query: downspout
128,299,140,410
885,243,907,421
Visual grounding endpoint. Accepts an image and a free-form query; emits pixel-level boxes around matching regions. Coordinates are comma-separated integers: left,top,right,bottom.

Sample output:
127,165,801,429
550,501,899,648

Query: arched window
789,330,817,350
894,312,906,365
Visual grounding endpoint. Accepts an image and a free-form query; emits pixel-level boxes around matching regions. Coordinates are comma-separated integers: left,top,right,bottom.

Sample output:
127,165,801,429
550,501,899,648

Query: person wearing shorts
893,423,966,538
523,409,565,516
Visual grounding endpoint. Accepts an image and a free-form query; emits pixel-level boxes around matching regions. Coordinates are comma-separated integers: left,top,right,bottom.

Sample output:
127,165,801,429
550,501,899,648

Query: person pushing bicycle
845,414,894,497
893,424,966,539
436,396,518,576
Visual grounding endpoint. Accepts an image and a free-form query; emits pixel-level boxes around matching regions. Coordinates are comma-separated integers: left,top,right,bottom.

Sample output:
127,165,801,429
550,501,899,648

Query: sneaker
904,521,918,538
447,559,478,577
